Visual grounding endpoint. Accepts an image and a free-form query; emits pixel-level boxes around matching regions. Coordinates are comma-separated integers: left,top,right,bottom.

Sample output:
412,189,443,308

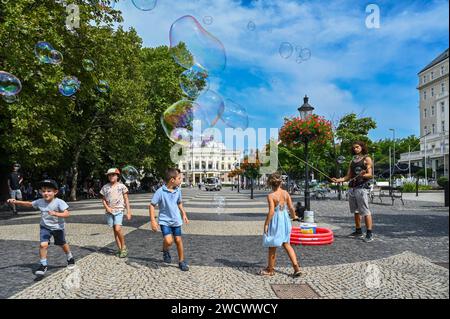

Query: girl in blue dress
260,173,302,277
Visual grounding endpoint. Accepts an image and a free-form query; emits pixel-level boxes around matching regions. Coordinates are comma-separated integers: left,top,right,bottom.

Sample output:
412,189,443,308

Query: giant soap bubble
169,15,226,74
221,99,249,130
132,0,157,11
179,64,209,99
195,90,224,127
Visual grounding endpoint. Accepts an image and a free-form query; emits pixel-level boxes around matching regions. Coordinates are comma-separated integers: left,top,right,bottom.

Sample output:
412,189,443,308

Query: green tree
0,1,181,200
335,113,377,156
140,46,186,176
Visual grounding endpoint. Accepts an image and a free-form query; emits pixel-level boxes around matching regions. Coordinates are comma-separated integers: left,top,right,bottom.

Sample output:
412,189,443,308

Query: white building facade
177,139,242,185
400,48,449,178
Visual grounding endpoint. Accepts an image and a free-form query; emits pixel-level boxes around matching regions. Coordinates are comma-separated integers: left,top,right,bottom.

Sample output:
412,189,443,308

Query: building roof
418,48,449,74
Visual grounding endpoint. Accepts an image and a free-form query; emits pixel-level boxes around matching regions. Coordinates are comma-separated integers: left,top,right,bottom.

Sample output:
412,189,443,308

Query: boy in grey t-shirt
8,179,75,277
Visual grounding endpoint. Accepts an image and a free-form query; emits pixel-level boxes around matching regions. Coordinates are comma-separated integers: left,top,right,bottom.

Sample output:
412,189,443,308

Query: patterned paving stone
1,188,448,299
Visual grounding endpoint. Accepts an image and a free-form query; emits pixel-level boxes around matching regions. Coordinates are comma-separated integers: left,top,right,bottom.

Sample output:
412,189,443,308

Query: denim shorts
105,211,124,227
160,225,182,237
40,226,66,246
10,189,22,200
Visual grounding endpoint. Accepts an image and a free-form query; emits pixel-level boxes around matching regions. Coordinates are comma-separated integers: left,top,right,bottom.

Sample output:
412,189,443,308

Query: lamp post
298,95,315,211
234,162,240,193
389,128,396,193
337,155,346,200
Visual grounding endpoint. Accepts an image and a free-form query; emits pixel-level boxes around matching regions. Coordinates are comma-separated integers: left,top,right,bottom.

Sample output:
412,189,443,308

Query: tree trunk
68,110,100,201
69,147,81,201
250,178,254,199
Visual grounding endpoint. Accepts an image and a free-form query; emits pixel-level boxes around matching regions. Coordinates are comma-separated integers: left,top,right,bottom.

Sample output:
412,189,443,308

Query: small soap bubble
279,42,293,59
58,76,80,97
0,71,22,96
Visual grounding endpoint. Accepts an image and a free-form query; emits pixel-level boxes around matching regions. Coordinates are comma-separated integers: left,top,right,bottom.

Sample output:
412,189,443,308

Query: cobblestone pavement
1,188,448,299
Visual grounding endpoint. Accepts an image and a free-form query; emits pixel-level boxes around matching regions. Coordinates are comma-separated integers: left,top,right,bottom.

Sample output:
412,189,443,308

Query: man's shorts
105,211,124,227
10,189,22,200
40,226,66,246
160,225,182,238
348,188,371,216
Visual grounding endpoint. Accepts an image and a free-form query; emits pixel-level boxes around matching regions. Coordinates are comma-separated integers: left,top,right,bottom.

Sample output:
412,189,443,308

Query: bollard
445,181,449,207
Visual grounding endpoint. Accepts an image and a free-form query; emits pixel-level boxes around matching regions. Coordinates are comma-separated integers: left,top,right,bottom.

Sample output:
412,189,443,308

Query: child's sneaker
363,233,374,242
67,257,76,269
119,248,128,258
35,264,48,277
179,261,189,271
163,250,171,263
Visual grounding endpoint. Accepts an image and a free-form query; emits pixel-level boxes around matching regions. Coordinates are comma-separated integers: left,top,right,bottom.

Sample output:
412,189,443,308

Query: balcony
436,91,448,99
400,147,449,162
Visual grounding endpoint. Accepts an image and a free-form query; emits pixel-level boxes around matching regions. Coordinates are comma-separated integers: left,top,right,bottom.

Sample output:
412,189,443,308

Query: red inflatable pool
290,227,334,246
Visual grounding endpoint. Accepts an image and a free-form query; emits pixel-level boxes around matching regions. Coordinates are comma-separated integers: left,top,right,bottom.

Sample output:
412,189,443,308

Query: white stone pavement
2,189,448,299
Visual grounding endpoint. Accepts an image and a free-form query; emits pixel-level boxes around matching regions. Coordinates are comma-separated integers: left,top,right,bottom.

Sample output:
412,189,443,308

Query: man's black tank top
349,156,369,188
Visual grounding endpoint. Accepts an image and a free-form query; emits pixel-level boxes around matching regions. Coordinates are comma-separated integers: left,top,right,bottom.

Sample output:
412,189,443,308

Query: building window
424,126,428,134
432,124,436,134
183,164,186,170
442,102,445,113
195,162,199,169
423,91,426,100
442,121,446,132
431,87,434,97
432,105,435,115
442,82,446,93
221,164,224,170
424,108,427,118
423,75,427,84
431,71,434,80
441,66,445,75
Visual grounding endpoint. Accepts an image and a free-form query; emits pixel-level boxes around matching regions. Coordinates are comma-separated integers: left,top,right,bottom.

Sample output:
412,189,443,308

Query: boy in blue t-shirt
149,168,190,271
8,179,75,277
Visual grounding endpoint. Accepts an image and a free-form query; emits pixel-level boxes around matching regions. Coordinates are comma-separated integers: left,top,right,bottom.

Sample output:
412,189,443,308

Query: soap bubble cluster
164,15,249,147
279,42,311,64
35,42,63,65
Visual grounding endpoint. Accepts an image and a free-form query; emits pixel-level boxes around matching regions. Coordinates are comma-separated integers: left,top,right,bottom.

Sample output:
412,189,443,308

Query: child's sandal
258,268,275,276
293,265,303,277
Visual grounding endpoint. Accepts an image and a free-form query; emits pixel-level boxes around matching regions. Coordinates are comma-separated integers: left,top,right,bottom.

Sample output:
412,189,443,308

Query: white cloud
117,0,448,141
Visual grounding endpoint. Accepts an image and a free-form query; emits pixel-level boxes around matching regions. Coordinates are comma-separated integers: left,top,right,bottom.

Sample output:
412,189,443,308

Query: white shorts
348,188,371,216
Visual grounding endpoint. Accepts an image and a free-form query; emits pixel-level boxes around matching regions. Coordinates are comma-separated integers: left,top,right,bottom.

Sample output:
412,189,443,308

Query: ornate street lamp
298,95,314,120
297,95,315,211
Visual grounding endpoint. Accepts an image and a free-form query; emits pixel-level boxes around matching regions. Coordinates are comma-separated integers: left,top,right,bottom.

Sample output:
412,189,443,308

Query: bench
370,182,404,205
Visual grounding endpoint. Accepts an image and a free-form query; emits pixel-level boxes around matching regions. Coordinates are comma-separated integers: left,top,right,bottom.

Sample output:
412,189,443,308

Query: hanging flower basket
279,115,333,146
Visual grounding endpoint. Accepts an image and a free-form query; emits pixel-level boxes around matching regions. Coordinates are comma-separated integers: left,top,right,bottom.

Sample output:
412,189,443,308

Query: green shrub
401,183,415,192
401,183,434,192
437,176,448,188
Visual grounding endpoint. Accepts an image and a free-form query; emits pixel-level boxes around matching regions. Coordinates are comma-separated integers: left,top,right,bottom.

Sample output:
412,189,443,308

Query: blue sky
113,0,449,148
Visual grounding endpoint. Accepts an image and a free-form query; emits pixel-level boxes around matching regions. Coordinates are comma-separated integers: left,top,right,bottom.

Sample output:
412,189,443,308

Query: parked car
204,177,222,191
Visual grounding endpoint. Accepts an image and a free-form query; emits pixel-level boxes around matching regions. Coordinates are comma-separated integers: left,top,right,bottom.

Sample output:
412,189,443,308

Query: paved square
0,189,448,299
